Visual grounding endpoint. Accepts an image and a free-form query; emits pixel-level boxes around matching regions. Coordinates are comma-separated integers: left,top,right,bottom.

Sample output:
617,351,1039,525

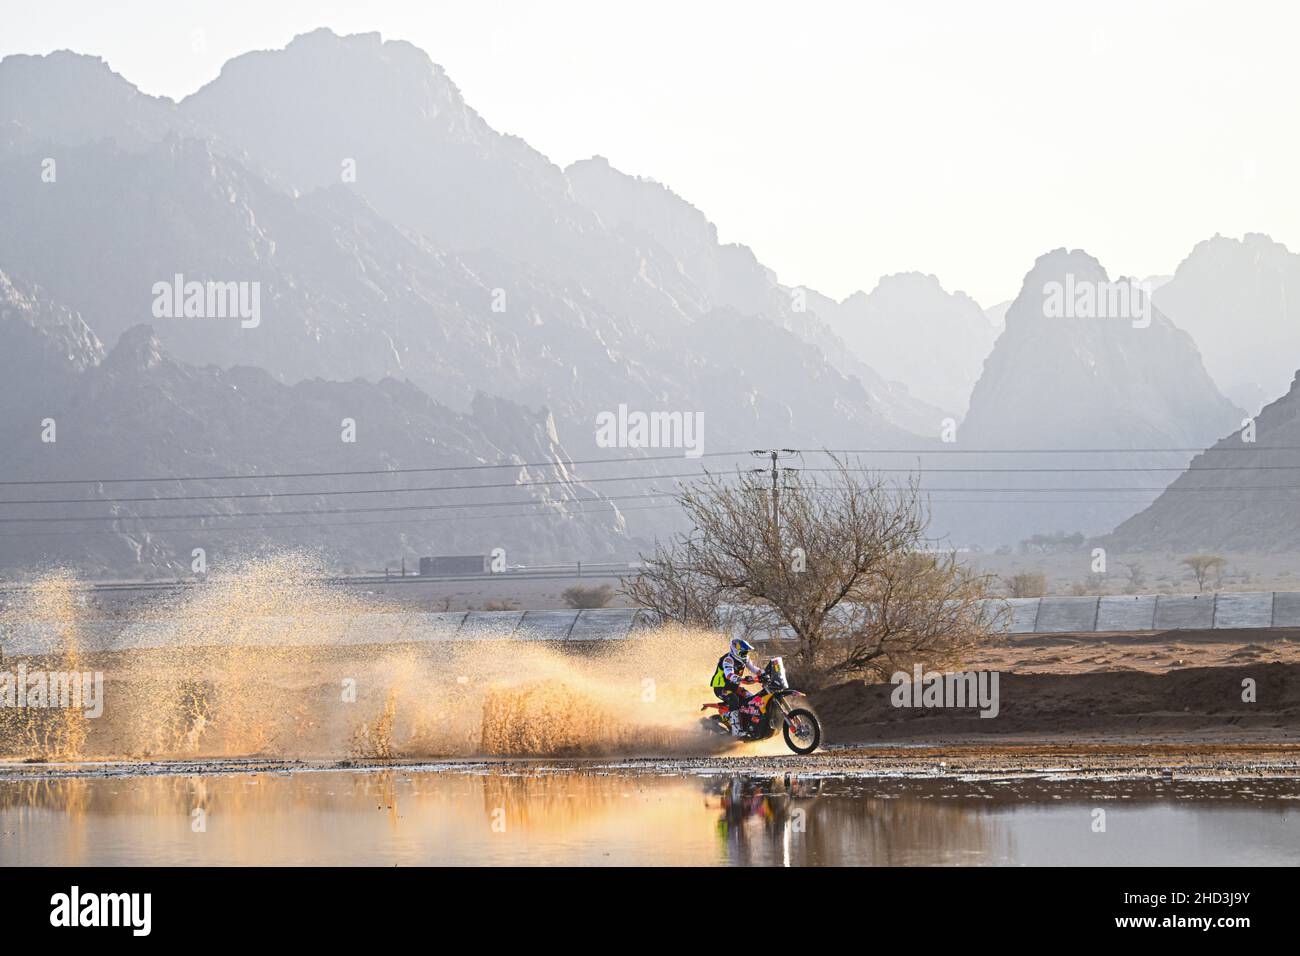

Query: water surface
2,768,1296,866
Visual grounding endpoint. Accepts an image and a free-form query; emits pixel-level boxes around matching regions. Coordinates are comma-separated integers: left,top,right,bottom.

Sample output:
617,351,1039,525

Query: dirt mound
812,662,1300,742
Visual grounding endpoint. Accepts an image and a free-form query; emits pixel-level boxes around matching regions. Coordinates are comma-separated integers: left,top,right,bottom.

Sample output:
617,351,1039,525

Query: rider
711,638,762,737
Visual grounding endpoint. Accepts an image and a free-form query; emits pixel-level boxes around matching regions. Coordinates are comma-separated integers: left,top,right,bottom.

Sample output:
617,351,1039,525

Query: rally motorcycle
700,657,823,754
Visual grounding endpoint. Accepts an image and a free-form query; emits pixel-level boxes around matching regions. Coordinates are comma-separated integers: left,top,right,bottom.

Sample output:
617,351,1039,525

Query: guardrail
0,608,657,655
3,592,1296,655
991,591,1294,633
0,563,641,595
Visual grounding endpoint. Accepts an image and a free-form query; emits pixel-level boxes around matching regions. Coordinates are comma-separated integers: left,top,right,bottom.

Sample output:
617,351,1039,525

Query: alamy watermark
151,274,261,328
595,403,704,458
890,664,1000,718
50,886,150,936
1042,274,1152,328
0,664,104,718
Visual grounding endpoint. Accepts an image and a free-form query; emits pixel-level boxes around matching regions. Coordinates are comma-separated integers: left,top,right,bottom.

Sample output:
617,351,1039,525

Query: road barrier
3,592,1297,654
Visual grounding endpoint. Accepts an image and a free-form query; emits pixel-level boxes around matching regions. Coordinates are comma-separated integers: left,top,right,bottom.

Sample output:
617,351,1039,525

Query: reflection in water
1,768,1297,866
703,775,1004,866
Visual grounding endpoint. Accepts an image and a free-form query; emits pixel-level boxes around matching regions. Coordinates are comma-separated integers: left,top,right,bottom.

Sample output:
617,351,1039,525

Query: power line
0,500,683,539
1,442,1292,489
8,486,1300,538
0,478,1295,540
920,485,1300,493
0,468,722,507
822,446,1277,454
886,465,1300,473
922,495,1300,503
17,461,1300,508
0,490,691,525
7,444,1300,532
0,448,756,488
4,475,1300,526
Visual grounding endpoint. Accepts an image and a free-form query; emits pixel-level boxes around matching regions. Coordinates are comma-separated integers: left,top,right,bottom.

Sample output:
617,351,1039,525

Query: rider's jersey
711,651,760,690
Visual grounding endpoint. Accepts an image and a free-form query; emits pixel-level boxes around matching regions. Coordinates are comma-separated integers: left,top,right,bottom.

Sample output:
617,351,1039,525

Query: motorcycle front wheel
781,708,822,755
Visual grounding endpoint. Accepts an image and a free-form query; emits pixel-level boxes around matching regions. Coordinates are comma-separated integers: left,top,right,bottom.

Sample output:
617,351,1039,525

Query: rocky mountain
1153,233,1300,415
930,248,1243,546
799,273,997,418
6,30,1259,570
0,50,198,155
181,30,588,265
0,32,938,575
1105,370,1300,553
0,35,921,450
0,271,105,454
0,275,630,575
565,155,944,435
984,300,1013,330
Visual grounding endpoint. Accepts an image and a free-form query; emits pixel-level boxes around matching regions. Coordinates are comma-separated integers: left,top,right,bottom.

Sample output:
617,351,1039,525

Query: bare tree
1181,554,1226,592
622,457,1001,684
827,549,995,678
622,548,727,628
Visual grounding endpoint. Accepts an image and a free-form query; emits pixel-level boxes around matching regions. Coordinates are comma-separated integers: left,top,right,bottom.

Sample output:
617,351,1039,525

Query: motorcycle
700,656,823,754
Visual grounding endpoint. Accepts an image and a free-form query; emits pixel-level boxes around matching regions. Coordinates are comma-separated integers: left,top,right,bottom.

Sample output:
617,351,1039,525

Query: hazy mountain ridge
1104,370,1300,552
180,31,938,440
0,32,930,573
565,155,945,434
182,30,595,261
931,248,1243,546
0,270,105,457
0,134,920,462
0,303,630,574
0,28,1276,568
0,50,196,154
798,273,997,418
1153,232,1300,415
0,31,922,448
962,249,1241,449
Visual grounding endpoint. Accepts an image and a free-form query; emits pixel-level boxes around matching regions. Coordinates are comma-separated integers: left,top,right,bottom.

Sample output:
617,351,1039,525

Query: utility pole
750,449,800,536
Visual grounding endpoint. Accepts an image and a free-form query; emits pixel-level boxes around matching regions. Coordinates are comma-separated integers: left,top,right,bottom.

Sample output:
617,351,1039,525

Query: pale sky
4,0,1298,307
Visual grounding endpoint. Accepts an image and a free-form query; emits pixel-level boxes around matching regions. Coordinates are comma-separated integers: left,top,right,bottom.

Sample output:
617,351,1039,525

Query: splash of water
0,572,89,759
0,554,733,761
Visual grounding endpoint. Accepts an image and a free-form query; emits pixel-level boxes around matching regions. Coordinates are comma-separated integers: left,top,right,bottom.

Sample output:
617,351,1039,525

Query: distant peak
1,48,110,74
281,27,439,71
289,26,380,46
0,47,166,102
1186,231,1291,256
1017,247,1109,290
867,271,982,309
106,324,165,371
878,270,943,286
186,26,469,121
